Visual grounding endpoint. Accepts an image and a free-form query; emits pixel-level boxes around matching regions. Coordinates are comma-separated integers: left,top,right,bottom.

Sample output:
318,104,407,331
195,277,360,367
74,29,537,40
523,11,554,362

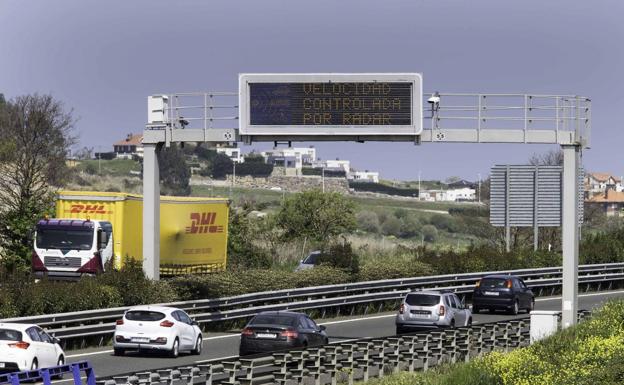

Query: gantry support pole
561,144,580,328
143,143,161,280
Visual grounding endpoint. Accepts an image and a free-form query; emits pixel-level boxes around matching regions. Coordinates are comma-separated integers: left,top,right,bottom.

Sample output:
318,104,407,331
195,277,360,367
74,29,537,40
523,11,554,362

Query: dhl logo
68,204,107,214
185,212,224,234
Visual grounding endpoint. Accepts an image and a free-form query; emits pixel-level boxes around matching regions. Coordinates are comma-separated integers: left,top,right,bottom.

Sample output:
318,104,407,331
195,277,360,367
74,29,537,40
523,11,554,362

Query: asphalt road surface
54,289,624,382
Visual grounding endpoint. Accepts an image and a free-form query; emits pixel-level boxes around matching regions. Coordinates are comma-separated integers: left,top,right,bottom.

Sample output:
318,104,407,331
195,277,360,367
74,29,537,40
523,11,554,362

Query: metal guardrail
97,311,592,385
0,361,95,385
1,263,622,345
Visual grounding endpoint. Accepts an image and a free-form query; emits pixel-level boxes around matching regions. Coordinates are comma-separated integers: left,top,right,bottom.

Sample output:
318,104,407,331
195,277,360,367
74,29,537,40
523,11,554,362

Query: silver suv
395,290,472,334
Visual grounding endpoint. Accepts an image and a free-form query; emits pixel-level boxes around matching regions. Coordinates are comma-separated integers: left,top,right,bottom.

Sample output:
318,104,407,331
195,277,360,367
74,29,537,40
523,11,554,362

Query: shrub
356,211,380,233
422,225,438,242
381,217,402,237
348,181,419,197
359,257,434,281
95,258,178,305
318,242,360,275
400,216,422,238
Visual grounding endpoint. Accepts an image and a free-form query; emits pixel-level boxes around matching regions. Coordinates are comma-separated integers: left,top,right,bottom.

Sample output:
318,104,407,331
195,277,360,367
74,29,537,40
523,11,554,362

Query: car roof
0,323,38,331
482,275,517,279
407,290,446,296
125,306,179,313
255,311,303,317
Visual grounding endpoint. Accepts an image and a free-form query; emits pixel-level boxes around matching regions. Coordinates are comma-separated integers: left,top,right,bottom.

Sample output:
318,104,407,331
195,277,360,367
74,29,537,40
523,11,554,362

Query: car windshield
125,311,166,321
303,252,320,264
480,278,508,288
405,294,440,306
36,228,94,250
0,329,22,341
250,314,297,327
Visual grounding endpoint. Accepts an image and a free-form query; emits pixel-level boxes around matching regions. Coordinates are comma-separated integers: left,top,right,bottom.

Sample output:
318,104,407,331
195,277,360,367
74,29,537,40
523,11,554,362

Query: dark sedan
472,275,534,315
239,311,328,356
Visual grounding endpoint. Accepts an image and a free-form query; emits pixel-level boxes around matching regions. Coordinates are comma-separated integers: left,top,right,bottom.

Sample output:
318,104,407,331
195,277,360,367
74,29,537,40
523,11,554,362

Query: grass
74,159,142,177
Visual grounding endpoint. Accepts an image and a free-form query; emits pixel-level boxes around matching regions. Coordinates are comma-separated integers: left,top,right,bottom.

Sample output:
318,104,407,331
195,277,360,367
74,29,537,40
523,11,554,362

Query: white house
113,133,143,159
585,172,622,195
324,159,351,174
261,147,316,171
351,170,379,183
216,147,244,163
424,187,476,202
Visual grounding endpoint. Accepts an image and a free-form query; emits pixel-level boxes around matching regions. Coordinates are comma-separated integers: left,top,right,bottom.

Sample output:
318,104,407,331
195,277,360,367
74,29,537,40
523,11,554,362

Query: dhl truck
32,191,229,278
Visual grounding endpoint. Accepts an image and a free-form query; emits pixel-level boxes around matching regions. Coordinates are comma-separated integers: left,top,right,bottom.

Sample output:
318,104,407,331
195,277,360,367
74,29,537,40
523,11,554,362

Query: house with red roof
113,133,143,159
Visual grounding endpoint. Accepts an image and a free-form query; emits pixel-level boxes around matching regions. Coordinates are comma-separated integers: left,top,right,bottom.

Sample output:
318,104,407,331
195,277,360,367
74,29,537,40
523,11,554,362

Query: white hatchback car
113,306,202,357
0,323,65,372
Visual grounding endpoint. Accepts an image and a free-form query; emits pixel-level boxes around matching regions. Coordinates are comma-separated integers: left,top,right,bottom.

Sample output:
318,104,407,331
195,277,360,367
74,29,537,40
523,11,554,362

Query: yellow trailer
44,191,229,275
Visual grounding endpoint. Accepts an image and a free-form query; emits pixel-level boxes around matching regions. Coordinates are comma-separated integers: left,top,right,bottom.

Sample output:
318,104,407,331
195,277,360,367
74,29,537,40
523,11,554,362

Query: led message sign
239,73,422,136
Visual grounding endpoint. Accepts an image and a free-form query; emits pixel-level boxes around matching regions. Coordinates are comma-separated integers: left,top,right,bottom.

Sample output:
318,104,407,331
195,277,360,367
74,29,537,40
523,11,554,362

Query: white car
113,306,202,357
0,323,65,372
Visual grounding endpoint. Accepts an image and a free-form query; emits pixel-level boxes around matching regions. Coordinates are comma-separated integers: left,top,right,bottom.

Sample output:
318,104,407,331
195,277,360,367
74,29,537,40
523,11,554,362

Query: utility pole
418,170,421,200
230,161,236,198
322,167,325,193
478,173,481,204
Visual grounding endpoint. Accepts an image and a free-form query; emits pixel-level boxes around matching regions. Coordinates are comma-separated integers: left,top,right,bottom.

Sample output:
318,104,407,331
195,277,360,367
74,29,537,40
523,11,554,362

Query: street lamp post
478,173,481,204
230,161,236,198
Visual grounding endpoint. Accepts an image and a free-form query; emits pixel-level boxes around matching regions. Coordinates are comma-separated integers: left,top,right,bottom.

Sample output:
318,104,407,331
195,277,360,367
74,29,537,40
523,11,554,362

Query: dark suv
472,275,534,315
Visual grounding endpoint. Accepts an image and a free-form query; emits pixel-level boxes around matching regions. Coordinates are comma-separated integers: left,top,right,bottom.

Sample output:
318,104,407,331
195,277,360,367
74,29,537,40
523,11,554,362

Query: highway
51,289,624,382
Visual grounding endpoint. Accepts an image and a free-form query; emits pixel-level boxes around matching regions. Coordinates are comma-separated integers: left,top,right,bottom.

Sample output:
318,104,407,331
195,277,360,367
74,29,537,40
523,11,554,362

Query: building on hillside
261,147,316,172
323,159,351,174
585,172,622,196
447,179,477,189
216,146,244,163
113,133,143,159
422,187,476,202
586,188,624,217
350,170,379,183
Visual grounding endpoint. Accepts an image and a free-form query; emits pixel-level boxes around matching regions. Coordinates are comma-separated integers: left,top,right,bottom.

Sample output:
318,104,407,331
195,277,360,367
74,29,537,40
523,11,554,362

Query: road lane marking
66,289,624,359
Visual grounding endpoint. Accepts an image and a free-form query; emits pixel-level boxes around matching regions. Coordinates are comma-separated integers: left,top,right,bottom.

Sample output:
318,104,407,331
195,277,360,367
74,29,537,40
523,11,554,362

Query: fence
1,263,622,347
97,311,591,385
0,361,95,385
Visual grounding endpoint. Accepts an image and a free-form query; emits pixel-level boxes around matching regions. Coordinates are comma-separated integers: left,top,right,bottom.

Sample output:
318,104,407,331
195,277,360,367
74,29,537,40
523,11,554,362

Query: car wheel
323,337,329,345
488,308,495,314
169,338,180,358
31,358,38,371
192,336,202,355
449,319,455,329
527,298,535,313
510,300,519,315
395,326,404,335
113,348,125,356
53,356,65,379
472,305,480,314
467,317,473,326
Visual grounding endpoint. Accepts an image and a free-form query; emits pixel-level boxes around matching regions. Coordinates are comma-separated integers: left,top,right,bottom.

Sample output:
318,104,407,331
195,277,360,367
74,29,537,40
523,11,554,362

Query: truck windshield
36,228,94,250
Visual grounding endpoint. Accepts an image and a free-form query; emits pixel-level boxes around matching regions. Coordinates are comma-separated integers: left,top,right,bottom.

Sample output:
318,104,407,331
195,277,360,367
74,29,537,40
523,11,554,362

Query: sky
1,0,622,181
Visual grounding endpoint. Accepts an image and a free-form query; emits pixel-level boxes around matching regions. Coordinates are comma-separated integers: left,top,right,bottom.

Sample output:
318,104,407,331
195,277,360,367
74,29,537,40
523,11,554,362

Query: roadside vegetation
353,299,624,385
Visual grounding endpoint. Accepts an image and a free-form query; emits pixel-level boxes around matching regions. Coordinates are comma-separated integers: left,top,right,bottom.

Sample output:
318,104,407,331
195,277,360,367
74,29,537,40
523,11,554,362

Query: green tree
381,216,402,237
400,216,422,238
211,153,233,179
356,211,380,233
422,225,438,242
157,144,191,196
276,190,356,246
0,94,75,272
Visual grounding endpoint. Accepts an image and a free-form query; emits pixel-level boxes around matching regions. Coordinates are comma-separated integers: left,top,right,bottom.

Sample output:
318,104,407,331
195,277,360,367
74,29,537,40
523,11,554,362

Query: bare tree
528,149,563,166
0,94,76,272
